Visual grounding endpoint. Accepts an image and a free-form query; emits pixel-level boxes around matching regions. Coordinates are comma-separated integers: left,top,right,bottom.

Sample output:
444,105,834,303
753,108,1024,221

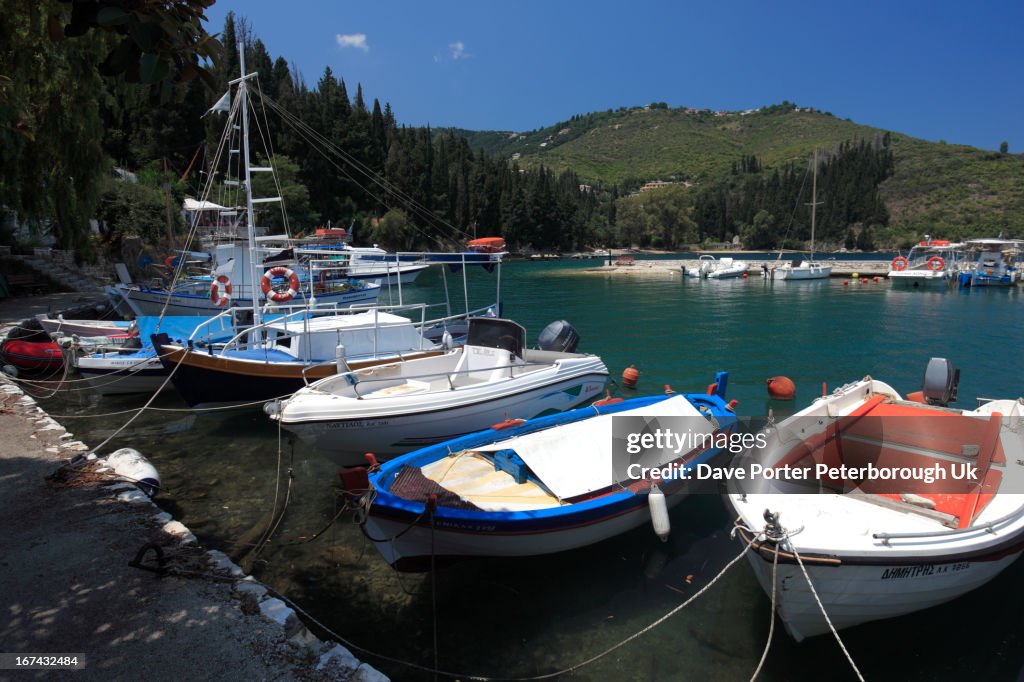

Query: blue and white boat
72,315,236,395
360,374,737,570
959,239,1022,287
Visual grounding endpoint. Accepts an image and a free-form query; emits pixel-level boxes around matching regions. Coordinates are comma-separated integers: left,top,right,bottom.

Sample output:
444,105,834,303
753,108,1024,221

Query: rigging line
749,542,779,681
774,164,810,263
261,110,449,250
258,94,470,244
86,347,192,458
247,81,292,237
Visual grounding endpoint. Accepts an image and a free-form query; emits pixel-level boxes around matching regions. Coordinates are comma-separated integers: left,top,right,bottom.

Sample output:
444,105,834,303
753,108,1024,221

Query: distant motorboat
888,238,966,288
685,255,749,279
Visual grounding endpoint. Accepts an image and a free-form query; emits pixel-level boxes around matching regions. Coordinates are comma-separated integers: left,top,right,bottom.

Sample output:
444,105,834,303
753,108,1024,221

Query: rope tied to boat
753,511,866,682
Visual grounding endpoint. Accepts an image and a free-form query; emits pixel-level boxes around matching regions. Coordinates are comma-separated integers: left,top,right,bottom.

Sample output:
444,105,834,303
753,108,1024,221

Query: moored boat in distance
958,238,1022,287
361,373,737,570
686,255,750,279
726,358,1024,641
888,237,965,288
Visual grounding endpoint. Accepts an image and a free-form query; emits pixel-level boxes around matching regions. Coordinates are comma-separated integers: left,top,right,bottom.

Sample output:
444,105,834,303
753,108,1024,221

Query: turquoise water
35,260,1024,680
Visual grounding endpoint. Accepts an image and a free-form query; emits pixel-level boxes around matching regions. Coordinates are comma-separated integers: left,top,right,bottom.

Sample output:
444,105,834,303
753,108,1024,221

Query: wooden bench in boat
774,395,1005,528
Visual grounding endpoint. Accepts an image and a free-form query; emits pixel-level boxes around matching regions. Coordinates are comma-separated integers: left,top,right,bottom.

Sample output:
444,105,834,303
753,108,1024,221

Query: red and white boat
727,359,1024,641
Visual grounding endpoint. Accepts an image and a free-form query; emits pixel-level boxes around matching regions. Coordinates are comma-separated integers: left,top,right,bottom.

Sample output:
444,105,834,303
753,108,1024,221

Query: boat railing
872,498,1024,545
323,356,555,398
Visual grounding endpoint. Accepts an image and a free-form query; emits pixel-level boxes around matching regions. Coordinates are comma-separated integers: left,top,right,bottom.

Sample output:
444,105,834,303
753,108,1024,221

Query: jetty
582,258,893,277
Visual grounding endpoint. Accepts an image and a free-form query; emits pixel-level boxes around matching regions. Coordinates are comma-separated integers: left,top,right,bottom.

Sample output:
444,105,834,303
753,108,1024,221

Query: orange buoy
622,365,639,388
843,280,849,286
742,272,748,278
726,399,739,411
664,384,675,396
767,376,796,400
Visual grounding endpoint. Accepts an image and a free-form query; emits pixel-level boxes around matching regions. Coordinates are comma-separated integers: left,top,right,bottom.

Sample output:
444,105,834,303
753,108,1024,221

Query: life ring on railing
891,256,909,271
210,275,232,307
261,266,300,303
927,256,945,271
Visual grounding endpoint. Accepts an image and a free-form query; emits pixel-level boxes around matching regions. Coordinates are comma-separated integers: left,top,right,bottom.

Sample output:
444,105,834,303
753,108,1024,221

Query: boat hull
154,342,446,408
76,358,168,395
776,265,832,280
888,270,954,288
739,531,1022,641
366,489,687,570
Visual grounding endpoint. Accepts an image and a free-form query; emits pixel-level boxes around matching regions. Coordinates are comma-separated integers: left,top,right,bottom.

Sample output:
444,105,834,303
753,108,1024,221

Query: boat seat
419,452,562,512
363,379,431,398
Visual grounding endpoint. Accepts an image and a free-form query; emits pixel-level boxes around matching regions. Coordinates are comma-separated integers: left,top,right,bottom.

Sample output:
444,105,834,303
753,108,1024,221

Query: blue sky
205,1,1023,152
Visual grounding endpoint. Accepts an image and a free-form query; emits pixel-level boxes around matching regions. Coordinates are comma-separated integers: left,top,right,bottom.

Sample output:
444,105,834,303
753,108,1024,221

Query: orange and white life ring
891,256,909,271
209,275,232,306
927,256,945,271
261,266,300,303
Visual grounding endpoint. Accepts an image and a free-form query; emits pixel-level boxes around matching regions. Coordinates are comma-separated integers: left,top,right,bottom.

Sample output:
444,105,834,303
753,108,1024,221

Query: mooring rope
790,543,866,681
749,542,779,681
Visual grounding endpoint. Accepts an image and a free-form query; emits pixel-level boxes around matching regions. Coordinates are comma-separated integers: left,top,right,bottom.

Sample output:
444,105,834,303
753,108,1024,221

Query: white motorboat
268,317,609,463
888,238,965,288
726,359,1024,641
686,255,749,279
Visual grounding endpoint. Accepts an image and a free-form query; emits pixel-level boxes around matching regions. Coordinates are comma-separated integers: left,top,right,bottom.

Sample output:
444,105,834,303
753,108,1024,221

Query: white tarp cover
476,395,714,499
183,198,228,212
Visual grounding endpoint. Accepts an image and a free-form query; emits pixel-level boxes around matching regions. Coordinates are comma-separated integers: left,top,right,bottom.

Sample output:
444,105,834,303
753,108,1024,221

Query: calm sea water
35,259,1024,681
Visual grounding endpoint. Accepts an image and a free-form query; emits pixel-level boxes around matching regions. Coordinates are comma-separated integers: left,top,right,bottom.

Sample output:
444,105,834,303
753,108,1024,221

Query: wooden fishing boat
361,373,737,570
726,359,1024,641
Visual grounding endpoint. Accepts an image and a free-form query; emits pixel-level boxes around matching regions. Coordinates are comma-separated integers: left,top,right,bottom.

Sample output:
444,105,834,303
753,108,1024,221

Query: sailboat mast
238,45,263,331
807,149,823,258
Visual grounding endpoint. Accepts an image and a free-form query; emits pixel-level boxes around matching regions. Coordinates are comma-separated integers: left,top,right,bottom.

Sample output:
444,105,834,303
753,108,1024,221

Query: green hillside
463,105,1024,238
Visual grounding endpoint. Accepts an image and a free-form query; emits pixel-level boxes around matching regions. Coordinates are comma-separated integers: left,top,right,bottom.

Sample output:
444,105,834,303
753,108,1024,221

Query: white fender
106,448,160,497
649,483,670,542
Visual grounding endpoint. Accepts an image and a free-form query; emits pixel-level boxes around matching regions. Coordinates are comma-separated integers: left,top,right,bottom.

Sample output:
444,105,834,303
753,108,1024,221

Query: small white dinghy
727,358,1024,641
269,317,609,463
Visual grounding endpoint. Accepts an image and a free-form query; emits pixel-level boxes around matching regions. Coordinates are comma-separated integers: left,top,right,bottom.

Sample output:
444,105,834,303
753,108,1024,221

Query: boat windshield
466,318,526,357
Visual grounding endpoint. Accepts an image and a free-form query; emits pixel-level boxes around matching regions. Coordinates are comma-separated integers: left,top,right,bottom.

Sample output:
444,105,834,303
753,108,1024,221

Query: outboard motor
922,357,959,406
537,320,580,353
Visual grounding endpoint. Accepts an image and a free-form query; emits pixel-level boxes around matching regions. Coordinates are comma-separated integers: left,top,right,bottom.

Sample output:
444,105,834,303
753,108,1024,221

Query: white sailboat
775,150,832,280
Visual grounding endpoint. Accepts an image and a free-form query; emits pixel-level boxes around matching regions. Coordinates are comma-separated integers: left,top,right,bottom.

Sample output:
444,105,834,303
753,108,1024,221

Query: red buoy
766,376,796,400
622,365,639,388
